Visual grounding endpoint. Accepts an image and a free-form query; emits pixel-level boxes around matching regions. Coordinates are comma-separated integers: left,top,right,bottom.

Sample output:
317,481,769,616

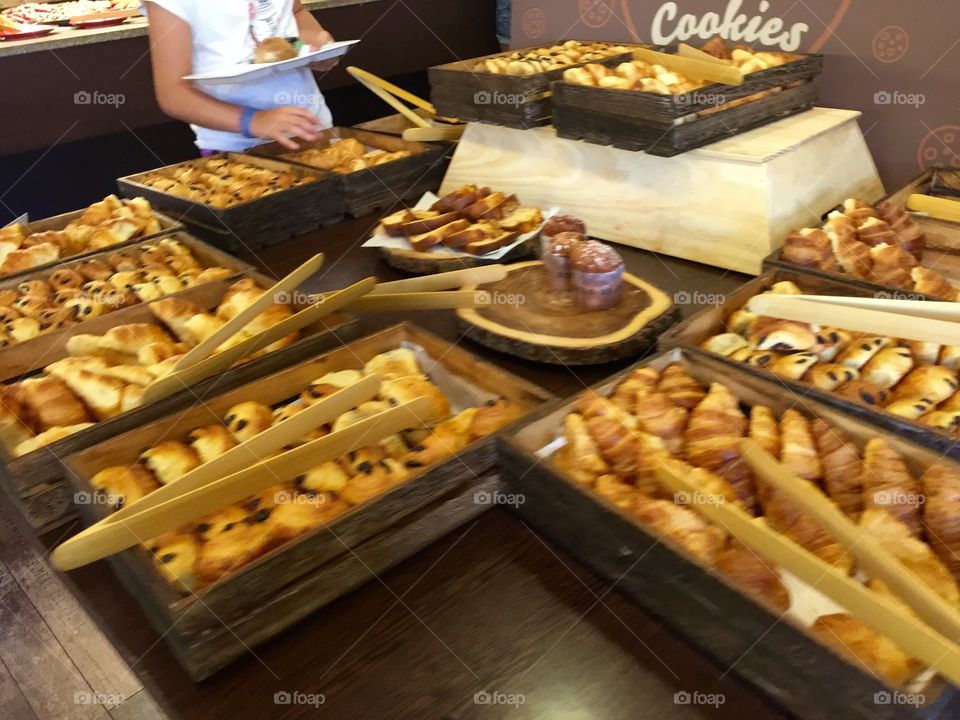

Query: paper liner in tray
363,192,556,261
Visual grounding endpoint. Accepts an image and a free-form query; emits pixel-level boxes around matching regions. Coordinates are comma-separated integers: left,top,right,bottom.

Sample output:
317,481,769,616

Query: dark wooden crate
251,127,451,218
0,271,359,532
61,323,553,680
116,153,345,252
764,168,960,295
428,43,636,129
554,81,818,156
658,268,960,460
500,346,960,720
3,203,182,282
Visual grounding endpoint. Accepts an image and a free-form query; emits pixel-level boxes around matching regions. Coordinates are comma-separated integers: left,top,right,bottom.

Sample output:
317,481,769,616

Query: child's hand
249,107,321,149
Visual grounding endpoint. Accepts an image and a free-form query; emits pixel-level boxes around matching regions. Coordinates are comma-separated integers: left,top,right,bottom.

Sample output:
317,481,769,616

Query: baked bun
868,244,916,290
49,268,85,291
911,267,956,300
294,462,350,494
803,363,858,391
811,614,920,686
266,493,350,544
748,317,816,352
140,440,201,484
834,381,890,407
860,346,915,388
379,376,451,422
299,369,364,404
224,401,273,442
20,375,90,430
836,336,890,370
469,398,523,437
830,233,872,278
149,297,206,343
194,518,276,587
781,228,834,269
363,348,422,380
811,328,852,363
341,453,408,505
701,333,749,357
186,424,238,464
253,37,299,64
825,212,857,244
884,397,935,420
843,198,878,225
144,532,199,592
900,340,941,366
857,217,895,247
894,366,959,404
878,201,925,260
76,259,113,281
90,464,160,511
401,410,476,469
13,424,93,457
770,352,818,380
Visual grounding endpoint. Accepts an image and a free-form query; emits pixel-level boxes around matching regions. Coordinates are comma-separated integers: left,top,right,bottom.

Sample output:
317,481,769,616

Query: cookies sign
511,0,959,187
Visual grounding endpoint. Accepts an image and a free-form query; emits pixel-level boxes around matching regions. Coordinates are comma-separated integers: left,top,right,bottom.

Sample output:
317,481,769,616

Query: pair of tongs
747,293,960,346
140,257,506,406
656,446,960,685
346,66,465,142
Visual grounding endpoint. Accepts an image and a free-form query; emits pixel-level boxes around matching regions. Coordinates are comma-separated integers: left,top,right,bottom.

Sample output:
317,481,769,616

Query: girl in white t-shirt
143,0,335,153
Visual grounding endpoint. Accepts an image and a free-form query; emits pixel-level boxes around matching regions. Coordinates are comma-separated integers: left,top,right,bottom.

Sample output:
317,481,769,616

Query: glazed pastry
911,267,956,300
194,517,277,587
749,406,780,460
186,425,238,464
830,233,872,278
860,346,914,389
141,440,201,485
836,336,890,370
633,391,688,455
857,217,895,247
811,328,852,363
701,333,749,357
341,456,408,505
811,614,921,686
215,278,263,321
834,381,890,408
810,419,862,519
148,297,206,343
715,540,790,610
868,244,917,290
8,317,40,343
610,366,660,410
584,415,640,481
266,492,350,544
49,268,85,291
594,474,635,510
14,295,50,319
877,201,925,260
631,493,727,566
13,424,93,457
922,464,960,583
684,383,756,513
770,352,818,381
0,385,35,450
900,340,941,366
144,532,199,592
939,346,960,373
884,397,935,420
300,369,364,403
749,317,816,352
223,401,273,442
844,198,878,225
743,349,780,369
20,375,90,430
781,228,834,269
726,308,757,336
89,464,160,511
574,390,638,429
859,508,959,608
861,439,921,535
53,369,139,420
363,348,422,380
76,259,114,281
400,409,475,469
553,413,609,486
17,279,52,299
294,462,350,495
380,376,451,422
894,366,959,404
824,212,856,245
779,410,821,483
657,364,706,409
803,364,858,391
469,398,522,437
922,411,960,433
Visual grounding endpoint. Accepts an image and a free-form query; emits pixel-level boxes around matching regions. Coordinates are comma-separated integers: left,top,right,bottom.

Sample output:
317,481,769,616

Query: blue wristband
240,107,258,139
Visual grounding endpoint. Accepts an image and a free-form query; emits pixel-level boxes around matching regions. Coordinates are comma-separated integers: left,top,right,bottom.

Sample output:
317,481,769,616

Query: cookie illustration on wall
580,0,613,29
918,125,960,170
873,25,910,63
522,6,547,39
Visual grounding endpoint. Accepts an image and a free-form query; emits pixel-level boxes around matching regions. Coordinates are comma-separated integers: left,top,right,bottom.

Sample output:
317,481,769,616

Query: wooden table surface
1,210,795,720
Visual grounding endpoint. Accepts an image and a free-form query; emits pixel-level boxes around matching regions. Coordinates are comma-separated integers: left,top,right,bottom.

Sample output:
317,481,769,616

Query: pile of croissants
0,278,298,457
553,362,960,686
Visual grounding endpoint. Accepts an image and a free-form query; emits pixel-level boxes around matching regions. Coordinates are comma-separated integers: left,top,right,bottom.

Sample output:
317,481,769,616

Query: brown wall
511,0,960,190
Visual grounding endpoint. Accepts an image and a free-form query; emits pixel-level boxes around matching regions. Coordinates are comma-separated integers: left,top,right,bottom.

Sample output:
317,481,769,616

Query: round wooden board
380,235,539,275
457,261,678,365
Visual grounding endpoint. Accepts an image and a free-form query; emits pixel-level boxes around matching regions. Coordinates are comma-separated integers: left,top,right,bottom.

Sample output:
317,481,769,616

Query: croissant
149,297,207,344
634,432,668,497
877,201,925,260
810,419,862,519
779,410,822,483
911,267,956,301
824,212,856,245
921,464,960,584
684,383,756,513
610,367,660,410
861,439,921,535
585,415,640,482
868,243,916,290
830,233,872,278
633,390,688,454
748,406,780,460
594,474,636,511
701,333,749,357
554,413,609,486
857,217,895,248
781,228,834,269
656,364,706,409
811,614,921,686
20,376,90,431
715,540,790,610
631,493,726,566
573,390,638,430
843,198,878,225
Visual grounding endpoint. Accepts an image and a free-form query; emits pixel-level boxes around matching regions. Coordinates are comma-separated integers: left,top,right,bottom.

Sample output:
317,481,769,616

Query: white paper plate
184,39,359,85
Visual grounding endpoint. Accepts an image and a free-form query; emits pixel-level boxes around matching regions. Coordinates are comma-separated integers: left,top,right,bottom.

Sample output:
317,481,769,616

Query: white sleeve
140,0,194,25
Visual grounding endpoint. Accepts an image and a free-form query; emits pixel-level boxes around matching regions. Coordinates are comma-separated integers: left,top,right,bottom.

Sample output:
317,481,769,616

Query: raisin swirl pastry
224,401,273,442
861,346,915,388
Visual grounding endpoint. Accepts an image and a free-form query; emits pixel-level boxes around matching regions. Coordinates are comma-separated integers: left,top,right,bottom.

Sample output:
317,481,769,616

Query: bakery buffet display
282,136,411,174
0,194,169,276
471,40,631,76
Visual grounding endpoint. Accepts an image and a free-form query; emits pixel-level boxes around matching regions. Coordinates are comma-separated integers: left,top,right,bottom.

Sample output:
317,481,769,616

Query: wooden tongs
655,446,960,686
345,66,465,143
140,257,506,406
747,293,960,346
907,194,960,224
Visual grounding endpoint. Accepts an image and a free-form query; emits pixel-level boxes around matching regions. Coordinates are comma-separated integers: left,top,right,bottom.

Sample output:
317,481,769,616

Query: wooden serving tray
0,271,358,533
61,323,553,680
499,346,960,720
0,232,254,379
554,80,818,156
428,42,637,129
659,269,960,460
251,127,450,218
3,202,182,281
457,260,677,364
764,168,960,298
116,153,345,252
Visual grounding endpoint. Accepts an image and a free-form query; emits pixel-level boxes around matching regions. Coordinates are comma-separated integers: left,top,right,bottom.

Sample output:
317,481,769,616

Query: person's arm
146,3,321,149
292,0,339,70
